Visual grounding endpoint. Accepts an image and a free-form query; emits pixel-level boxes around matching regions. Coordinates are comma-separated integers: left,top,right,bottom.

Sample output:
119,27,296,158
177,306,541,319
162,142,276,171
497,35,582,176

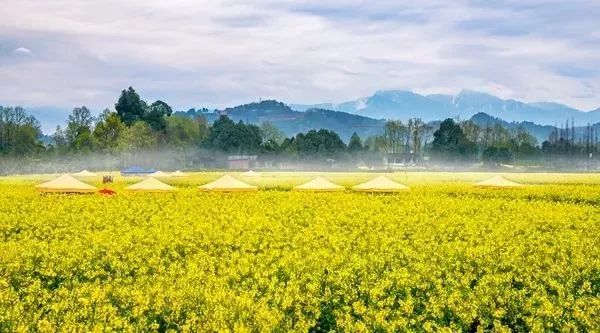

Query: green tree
118,121,156,154
237,121,262,153
66,106,95,152
117,121,157,166
115,87,173,131
290,129,346,159
166,116,204,147
511,126,539,161
165,116,205,167
145,100,173,131
115,87,147,126
259,121,285,144
460,121,481,146
204,116,238,152
0,106,43,156
93,110,126,153
483,146,513,165
348,132,363,154
204,116,262,153
52,125,68,155
431,118,475,160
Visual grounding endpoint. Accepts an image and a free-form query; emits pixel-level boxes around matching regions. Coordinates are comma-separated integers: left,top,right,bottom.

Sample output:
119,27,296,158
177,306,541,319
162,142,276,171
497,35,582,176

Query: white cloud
0,0,598,111
12,47,32,56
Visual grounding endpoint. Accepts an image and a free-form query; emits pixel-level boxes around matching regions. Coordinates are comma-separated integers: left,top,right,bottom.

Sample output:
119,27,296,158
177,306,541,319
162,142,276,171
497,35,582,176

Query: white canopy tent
198,175,258,192
293,177,344,192
36,175,97,193
474,175,522,188
353,176,409,192
126,177,176,192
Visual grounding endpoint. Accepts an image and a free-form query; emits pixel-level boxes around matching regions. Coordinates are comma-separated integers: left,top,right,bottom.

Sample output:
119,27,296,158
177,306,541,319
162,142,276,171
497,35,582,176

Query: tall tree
165,115,205,167
66,106,94,152
52,125,68,154
204,116,239,152
0,106,42,155
117,121,157,163
166,115,203,147
289,129,346,159
379,120,408,162
237,121,262,153
431,118,475,160
348,132,363,154
204,116,262,154
483,146,513,166
409,118,427,162
115,87,147,126
461,121,481,147
145,100,173,131
93,110,126,153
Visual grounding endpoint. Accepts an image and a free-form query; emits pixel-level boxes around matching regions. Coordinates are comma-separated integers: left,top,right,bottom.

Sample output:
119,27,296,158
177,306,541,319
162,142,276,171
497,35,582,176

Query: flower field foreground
1,173,600,331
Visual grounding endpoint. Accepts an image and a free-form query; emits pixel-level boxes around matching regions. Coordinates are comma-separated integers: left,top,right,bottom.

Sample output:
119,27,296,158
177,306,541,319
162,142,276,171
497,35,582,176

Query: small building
227,155,257,170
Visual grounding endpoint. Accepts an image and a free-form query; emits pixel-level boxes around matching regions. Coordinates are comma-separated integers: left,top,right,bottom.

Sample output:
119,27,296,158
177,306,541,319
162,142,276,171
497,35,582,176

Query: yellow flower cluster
1,173,599,331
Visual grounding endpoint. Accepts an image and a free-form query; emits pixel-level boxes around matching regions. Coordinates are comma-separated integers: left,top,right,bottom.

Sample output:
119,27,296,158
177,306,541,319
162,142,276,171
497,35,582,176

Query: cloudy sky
1,0,599,112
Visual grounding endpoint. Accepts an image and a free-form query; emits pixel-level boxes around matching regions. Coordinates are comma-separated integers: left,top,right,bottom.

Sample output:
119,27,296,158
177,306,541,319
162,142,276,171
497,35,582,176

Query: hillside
177,100,384,142
469,112,600,144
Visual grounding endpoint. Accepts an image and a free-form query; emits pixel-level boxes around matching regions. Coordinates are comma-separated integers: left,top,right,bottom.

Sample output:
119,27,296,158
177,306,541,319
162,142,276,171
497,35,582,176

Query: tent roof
125,177,176,192
199,175,257,192
474,175,522,188
121,166,155,175
293,177,344,192
149,171,171,178
171,170,188,177
72,170,97,177
241,170,260,177
353,176,409,192
36,175,97,193
121,166,146,173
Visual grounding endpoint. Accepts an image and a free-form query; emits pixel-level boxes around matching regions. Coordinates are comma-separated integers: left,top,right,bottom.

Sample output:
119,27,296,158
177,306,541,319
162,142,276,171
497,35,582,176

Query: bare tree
380,120,408,164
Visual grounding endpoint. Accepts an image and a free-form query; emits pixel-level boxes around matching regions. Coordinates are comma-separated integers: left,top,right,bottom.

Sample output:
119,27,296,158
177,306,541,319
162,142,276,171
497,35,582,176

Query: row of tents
35,174,522,194
120,167,261,178
71,169,189,178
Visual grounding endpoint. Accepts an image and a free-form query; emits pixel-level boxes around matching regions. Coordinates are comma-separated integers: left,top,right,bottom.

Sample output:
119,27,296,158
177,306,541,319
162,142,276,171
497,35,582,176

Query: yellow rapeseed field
1,172,600,331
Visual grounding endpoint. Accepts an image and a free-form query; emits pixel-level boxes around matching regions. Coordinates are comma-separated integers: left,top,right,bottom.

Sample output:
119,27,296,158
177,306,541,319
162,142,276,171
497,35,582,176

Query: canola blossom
1,173,600,331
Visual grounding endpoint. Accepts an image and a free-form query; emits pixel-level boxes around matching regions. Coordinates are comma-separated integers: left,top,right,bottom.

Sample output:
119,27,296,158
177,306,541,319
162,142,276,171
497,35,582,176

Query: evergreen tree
431,118,475,160
115,87,147,126
348,132,363,154
145,100,173,131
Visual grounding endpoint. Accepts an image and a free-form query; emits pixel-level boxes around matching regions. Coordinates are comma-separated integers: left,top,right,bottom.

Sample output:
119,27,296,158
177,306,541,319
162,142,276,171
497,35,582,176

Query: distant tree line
430,118,541,165
1,87,600,172
0,106,45,156
541,118,600,159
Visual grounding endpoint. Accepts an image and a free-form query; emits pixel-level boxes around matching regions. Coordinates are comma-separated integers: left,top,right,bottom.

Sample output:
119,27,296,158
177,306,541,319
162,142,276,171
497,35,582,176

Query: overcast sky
1,0,599,111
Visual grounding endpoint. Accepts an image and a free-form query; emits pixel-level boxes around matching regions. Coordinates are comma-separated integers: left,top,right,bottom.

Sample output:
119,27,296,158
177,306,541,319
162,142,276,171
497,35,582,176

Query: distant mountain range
291,89,600,126
179,99,600,144
5,89,600,142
